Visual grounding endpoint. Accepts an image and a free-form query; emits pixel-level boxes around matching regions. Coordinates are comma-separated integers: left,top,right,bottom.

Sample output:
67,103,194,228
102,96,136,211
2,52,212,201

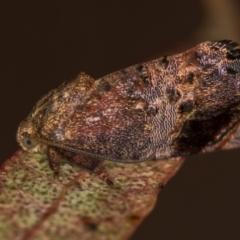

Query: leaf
0,150,184,240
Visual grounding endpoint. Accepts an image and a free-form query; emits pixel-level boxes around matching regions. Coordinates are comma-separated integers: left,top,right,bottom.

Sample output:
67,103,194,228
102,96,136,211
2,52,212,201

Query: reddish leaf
0,150,184,240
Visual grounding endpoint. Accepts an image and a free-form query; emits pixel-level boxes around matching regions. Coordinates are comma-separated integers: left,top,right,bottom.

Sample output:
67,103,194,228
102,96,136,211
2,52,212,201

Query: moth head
17,119,46,153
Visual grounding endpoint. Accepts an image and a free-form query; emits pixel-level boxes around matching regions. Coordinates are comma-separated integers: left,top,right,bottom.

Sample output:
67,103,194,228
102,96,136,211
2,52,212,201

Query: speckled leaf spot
17,40,240,184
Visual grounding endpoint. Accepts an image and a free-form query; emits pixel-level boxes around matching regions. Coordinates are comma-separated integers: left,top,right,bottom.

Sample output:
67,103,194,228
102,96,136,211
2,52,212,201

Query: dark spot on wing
178,100,195,113
146,105,159,116
226,67,238,75
185,72,195,84
218,40,240,60
159,56,169,69
166,86,181,103
135,65,144,72
98,81,112,92
227,49,240,60
173,111,233,154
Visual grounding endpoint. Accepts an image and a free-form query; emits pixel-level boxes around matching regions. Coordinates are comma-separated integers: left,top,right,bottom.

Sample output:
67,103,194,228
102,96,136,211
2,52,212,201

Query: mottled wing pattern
29,40,240,162
35,71,158,162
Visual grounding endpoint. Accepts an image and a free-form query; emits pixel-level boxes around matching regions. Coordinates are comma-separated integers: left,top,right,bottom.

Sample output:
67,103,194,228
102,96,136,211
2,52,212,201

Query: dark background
1,1,240,239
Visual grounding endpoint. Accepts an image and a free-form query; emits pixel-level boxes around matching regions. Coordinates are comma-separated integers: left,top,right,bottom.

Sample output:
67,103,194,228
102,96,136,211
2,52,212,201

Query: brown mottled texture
0,151,184,240
16,40,240,181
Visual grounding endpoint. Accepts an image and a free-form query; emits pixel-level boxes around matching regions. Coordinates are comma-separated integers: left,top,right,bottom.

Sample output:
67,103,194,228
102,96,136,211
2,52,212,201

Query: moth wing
36,71,157,162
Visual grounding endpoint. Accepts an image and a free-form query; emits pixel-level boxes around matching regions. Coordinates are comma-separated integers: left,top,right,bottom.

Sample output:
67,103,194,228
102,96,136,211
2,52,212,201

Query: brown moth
17,40,240,184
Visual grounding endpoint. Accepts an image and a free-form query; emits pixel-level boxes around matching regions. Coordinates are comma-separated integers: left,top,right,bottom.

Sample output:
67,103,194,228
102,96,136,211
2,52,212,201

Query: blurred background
0,0,240,239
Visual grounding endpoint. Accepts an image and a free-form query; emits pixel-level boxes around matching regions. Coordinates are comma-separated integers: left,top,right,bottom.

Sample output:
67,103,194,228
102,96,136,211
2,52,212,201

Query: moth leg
47,147,61,178
72,154,114,186
93,165,114,186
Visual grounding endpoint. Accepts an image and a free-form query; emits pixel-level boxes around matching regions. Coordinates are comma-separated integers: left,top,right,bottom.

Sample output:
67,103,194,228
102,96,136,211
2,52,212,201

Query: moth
17,40,240,184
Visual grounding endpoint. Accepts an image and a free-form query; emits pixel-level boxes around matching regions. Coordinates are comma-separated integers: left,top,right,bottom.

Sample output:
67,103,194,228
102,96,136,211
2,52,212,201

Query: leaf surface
0,151,184,240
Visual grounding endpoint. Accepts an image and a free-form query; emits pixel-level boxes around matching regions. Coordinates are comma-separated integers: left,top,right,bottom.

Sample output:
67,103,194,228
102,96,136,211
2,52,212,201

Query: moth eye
22,137,37,149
